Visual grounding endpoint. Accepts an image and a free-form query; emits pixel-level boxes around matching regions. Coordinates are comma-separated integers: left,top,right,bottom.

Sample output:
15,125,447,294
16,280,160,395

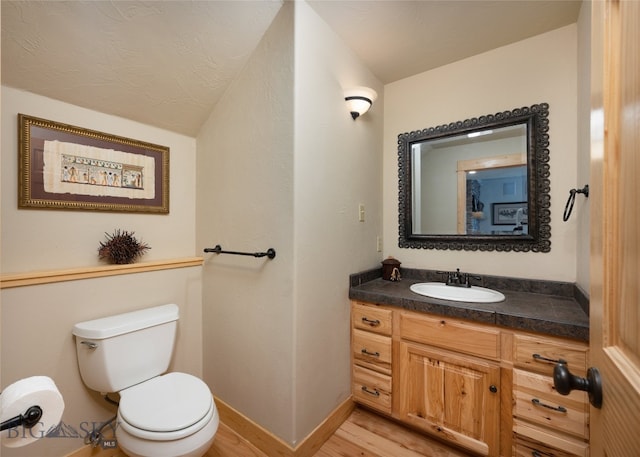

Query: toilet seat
118,372,214,441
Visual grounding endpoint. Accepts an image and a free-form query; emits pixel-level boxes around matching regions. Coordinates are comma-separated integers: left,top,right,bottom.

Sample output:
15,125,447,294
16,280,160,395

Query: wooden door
398,341,500,456
589,0,640,455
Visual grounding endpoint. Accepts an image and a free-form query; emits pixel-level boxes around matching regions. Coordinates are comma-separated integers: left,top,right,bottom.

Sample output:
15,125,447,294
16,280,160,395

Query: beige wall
196,2,296,443
196,1,383,446
383,25,580,282
1,88,202,456
1,87,197,273
292,1,383,444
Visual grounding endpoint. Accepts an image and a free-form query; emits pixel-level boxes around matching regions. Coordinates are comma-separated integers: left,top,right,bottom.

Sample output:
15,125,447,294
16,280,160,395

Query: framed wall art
491,201,528,225
18,114,169,214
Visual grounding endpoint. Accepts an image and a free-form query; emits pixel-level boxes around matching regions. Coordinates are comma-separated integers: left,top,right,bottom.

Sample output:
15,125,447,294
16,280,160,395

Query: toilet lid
119,372,212,433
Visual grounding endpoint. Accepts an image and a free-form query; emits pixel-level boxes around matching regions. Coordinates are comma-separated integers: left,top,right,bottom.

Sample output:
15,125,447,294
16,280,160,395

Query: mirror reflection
398,103,550,252
411,124,527,235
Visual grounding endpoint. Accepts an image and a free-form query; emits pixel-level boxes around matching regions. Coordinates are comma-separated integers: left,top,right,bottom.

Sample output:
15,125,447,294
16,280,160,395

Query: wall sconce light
344,87,377,120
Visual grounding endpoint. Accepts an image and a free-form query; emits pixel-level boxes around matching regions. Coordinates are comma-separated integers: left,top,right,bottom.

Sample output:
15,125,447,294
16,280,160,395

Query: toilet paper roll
0,376,65,448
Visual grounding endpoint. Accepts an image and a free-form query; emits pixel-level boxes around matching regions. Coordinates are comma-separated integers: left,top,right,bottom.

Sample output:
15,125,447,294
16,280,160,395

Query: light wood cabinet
350,300,590,456
513,333,587,377
400,311,501,360
511,334,590,456
351,302,393,414
352,329,392,374
398,341,500,456
352,302,393,335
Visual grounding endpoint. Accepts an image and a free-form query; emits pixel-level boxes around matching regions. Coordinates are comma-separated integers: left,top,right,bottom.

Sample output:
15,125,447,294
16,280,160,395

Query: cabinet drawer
514,334,587,377
513,369,589,439
352,329,392,375
352,365,392,414
514,420,589,457
352,302,392,336
400,312,500,360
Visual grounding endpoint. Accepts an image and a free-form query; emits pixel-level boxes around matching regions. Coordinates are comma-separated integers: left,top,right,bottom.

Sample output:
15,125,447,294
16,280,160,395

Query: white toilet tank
73,304,179,393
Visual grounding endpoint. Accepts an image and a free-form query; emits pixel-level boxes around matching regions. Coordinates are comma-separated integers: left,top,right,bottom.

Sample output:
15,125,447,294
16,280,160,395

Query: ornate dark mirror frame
398,103,550,252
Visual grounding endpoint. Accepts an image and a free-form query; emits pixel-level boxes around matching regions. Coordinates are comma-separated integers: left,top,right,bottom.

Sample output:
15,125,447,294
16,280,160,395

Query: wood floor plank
345,408,469,457
336,420,433,457
204,423,267,457
315,432,380,457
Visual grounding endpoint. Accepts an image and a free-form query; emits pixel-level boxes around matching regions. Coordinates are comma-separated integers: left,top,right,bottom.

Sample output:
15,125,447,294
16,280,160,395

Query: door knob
553,362,603,409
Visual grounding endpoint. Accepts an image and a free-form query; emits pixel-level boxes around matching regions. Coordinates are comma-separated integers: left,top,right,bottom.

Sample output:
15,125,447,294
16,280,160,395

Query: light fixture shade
345,86,377,120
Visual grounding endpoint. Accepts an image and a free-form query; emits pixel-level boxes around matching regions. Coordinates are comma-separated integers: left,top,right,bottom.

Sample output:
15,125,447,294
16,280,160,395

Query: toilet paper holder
0,405,43,432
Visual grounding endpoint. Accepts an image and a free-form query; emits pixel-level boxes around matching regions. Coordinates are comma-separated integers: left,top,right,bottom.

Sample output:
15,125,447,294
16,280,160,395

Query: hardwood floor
95,407,467,457
208,407,468,457
315,408,468,457
204,422,266,457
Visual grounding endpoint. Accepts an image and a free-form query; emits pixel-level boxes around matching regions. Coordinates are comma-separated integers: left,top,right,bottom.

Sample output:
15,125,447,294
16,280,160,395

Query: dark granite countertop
349,268,589,342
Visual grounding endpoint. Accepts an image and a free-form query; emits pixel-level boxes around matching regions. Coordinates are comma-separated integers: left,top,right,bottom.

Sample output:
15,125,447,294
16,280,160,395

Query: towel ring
563,185,589,221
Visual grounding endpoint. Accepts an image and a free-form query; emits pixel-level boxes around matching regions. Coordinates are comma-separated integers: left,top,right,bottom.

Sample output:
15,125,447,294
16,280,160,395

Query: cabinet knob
553,362,603,409
489,385,498,393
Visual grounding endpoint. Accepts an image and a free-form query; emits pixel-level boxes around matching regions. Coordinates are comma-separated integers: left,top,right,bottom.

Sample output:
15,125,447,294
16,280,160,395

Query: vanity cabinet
350,301,590,457
351,302,501,455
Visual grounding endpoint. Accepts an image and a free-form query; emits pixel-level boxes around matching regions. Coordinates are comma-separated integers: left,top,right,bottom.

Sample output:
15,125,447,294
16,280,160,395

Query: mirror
398,103,550,252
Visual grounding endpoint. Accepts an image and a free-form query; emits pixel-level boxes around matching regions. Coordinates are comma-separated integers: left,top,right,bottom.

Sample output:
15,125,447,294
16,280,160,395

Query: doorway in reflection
465,167,528,235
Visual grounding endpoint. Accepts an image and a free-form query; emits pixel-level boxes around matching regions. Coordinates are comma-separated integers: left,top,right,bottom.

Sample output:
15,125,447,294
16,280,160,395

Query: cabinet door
398,341,500,456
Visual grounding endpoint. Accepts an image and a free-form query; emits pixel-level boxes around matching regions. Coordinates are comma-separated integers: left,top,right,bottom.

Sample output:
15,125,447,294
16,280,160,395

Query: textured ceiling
1,1,284,136
1,1,582,136
308,0,582,84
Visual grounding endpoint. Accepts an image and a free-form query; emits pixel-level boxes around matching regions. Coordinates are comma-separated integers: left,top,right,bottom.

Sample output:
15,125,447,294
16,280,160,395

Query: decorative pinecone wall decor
98,229,150,264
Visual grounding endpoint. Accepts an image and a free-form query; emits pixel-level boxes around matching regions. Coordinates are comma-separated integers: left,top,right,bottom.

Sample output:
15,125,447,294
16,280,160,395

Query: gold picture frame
18,114,169,214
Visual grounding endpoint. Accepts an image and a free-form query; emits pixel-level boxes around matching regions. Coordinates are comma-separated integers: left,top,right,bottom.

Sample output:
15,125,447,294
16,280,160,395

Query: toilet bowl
73,304,218,457
115,372,219,457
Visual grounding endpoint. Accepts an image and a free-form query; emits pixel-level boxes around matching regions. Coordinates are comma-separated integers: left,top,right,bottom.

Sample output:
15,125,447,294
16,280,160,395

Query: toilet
72,304,218,457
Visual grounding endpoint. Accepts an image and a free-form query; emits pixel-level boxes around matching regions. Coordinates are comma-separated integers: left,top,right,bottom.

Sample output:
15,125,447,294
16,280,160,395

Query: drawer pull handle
361,317,381,326
361,349,380,357
532,353,567,364
531,398,567,413
361,386,380,397
531,452,544,457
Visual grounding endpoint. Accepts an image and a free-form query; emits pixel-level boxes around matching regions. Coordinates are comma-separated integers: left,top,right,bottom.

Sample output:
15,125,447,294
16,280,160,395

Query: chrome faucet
436,268,481,288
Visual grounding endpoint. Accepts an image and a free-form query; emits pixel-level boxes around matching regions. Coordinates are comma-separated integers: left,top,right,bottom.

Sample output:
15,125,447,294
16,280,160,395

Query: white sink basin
409,282,505,303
